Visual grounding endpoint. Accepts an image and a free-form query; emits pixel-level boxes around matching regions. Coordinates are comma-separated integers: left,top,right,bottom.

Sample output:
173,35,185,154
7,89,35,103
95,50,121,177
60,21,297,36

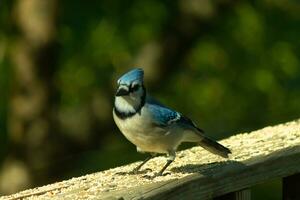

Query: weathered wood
214,189,251,200
283,173,300,200
2,119,300,200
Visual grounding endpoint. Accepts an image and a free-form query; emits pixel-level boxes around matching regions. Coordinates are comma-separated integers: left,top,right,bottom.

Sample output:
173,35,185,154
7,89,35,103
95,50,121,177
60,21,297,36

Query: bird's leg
155,151,176,177
132,153,156,173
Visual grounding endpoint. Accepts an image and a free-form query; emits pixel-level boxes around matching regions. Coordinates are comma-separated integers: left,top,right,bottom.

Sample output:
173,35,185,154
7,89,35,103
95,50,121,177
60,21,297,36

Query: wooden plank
3,119,300,200
133,147,300,200
282,173,300,200
214,189,251,200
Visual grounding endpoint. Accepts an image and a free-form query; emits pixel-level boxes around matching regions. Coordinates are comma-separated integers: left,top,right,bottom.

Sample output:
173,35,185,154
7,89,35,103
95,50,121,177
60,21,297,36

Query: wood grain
2,119,300,200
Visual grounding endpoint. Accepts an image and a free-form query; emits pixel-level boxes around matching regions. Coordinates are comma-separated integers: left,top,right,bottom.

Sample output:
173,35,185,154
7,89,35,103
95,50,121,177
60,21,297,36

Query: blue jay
113,68,231,176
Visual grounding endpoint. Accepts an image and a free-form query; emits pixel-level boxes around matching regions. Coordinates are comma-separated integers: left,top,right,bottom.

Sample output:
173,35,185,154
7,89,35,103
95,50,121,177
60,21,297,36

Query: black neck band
114,85,146,119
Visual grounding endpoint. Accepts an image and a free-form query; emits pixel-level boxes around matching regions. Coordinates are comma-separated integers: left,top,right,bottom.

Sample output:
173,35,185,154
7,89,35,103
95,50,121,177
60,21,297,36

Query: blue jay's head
116,68,144,97
114,68,146,116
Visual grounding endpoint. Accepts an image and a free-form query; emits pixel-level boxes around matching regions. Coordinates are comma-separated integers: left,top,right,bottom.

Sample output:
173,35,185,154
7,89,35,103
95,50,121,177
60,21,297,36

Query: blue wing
146,96,181,127
146,96,204,132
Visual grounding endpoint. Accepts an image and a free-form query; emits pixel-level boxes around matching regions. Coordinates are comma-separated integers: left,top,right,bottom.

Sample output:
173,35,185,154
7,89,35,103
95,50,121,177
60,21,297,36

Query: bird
113,68,231,177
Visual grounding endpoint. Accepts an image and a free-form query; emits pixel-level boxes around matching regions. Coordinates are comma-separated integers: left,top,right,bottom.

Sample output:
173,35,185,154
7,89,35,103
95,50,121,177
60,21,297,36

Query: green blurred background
0,0,299,198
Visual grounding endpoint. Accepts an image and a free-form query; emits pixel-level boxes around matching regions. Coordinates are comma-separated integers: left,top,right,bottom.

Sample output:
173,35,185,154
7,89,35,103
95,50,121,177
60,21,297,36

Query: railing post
283,173,300,200
214,189,251,200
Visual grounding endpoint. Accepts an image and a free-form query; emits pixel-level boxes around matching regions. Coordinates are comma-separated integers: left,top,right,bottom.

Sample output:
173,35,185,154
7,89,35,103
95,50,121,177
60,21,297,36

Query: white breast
113,106,183,154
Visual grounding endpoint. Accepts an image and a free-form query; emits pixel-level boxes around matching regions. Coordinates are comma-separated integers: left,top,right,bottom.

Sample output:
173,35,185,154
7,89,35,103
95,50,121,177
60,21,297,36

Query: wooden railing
3,119,300,200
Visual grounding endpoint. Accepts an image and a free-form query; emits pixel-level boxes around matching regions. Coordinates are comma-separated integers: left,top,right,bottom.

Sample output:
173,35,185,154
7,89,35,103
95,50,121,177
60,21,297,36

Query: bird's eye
131,84,140,91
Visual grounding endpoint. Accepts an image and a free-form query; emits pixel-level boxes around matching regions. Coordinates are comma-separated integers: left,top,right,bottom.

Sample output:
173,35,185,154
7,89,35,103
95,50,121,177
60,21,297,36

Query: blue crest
118,68,144,85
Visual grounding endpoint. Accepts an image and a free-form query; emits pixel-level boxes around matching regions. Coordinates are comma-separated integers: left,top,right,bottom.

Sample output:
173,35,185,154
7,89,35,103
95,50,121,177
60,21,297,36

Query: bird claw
115,170,143,175
154,171,170,177
162,172,171,176
115,171,128,175
115,168,146,175
142,174,157,179
144,168,152,172
129,167,152,175
131,168,139,174
142,171,170,179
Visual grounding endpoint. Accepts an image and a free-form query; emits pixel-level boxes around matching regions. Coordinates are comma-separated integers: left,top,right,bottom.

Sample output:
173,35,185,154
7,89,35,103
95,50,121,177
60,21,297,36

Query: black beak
116,87,130,96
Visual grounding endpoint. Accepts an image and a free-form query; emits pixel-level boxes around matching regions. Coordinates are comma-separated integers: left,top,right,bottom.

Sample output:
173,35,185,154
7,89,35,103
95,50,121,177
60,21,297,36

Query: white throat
115,96,138,114
114,84,145,115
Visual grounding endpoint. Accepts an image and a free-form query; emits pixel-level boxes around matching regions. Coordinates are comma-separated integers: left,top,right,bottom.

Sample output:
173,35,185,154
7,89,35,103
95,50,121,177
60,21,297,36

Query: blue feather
118,68,144,85
146,97,181,127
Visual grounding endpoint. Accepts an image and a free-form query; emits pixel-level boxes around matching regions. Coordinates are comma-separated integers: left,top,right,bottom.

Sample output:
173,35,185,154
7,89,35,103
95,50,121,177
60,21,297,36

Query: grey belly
123,126,183,154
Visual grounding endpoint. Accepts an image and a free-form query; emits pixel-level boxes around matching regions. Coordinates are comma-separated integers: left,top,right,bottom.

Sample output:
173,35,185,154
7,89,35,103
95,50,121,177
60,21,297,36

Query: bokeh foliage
0,0,299,198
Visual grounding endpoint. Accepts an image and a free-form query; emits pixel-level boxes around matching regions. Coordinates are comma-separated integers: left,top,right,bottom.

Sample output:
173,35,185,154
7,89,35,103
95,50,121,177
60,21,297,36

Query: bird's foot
130,168,152,175
142,171,171,179
154,171,171,177
115,168,152,176
115,170,144,175
115,171,128,175
144,168,153,172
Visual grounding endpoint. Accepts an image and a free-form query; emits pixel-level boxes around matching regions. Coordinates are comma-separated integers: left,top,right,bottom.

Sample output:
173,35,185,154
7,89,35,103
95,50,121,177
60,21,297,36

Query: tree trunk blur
0,0,59,195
